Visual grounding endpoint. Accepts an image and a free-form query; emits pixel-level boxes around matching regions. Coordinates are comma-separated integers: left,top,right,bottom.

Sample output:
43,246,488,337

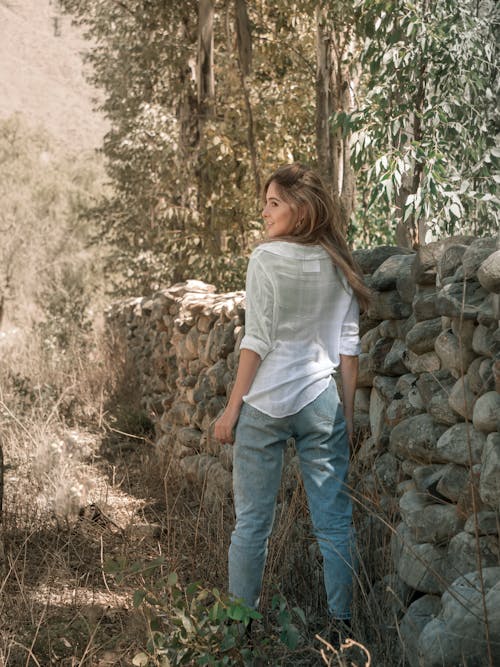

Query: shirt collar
257,241,329,260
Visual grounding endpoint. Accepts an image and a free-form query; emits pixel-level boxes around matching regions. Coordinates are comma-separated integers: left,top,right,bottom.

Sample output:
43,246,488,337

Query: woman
214,163,370,631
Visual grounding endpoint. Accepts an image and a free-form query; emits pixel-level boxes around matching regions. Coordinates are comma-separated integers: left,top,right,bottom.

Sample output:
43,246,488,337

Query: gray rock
404,350,441,374
374,452,400,494
398,538,447,594
369,337,394,373
386,393,425,427
480,433,500,508
390,414,448,463
450,317,476,347
436,281,489,319
462,236,497,279
418,567,500,667
435,329,477,378
371,254,416,291
176,427,203,450
472,323,499,358
360,325,380,353
357,352,376,387
373,375,399,400
368,290,413,320
435,464,470,503
416,370,454,405
473,392,500,433
379,318,405,339
436,423,486,466
477,293,497,326
437,244,469,281
464,511,499,536
478,249,500,293
413,290,441,321
448,376,476,420
370,386,387,445
353,245,414,274
467,356,490,394
406,318,443,354
206,359,229,395
383,339,409,376
400,595,442,667
355,387,371,413
396,255,417,303
413,464,447,494
400,489,463,542
359,313,381,337
428,389,462,426
446,531,500,585
412,237,474,285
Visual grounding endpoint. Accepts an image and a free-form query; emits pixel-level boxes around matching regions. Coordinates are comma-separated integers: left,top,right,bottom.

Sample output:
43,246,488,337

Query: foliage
0,113,106,332
350,0,499,243
104,556,310,665
105,557,262,665
57,0,498,296
59,0,318,294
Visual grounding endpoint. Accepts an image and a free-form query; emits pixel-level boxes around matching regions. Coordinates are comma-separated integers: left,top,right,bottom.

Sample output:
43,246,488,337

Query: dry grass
0,324,399,666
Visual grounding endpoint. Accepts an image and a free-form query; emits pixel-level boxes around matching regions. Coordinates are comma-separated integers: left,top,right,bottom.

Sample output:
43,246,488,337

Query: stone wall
107,236,500,666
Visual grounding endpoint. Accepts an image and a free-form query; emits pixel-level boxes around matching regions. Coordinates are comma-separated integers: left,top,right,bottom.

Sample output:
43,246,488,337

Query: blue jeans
228,380,355,619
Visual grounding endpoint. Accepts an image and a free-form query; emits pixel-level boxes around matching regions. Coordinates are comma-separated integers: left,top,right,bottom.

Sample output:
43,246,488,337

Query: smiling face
262,180,297,239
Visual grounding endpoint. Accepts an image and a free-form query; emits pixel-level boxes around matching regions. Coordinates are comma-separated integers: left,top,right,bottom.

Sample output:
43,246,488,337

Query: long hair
263,163,372,311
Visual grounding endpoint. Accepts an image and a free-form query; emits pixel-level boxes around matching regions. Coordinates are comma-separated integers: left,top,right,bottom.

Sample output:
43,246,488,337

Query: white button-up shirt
240,241,361,418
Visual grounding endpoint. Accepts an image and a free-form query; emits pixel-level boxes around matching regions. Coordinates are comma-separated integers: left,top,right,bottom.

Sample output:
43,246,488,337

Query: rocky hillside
0,0,108,151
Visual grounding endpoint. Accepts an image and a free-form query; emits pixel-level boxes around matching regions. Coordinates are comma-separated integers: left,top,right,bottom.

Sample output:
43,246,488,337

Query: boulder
472,392,500,433
434,329,476,378
374,452,400,494
448,376,476,420
398,538,447,594
353,245,414,274
406,318,442,354
360,325,380,353
403,350,441,374
390,414,448,463
416,370,454,405
446,532,499,584
462,236,497,279
436,281,489,319
464,511,499,536
396,255,417,303
368,290,413,320
369,386,388,445
399,595,442,667
413,290,441,321
472,323,499,358
477,249,500,293
371,254,416,291
437,244,468,281
479,433,500,508
417,568,500,667
436,423,486,465
400,490,463,542
435,464,470,503
467,356,491,394
383,339,409,376
412,236,474,285
357,352,376,387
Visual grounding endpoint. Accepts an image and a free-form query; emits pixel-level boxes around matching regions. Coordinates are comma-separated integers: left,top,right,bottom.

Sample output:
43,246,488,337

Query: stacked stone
353,237,500,667
107,237,500,666
107,280,246,505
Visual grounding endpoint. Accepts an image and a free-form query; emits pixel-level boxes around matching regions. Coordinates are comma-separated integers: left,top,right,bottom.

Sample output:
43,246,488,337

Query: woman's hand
214,407,240,444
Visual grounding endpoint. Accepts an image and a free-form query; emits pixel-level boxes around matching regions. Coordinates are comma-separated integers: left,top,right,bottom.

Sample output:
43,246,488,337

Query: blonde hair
263,163,371,311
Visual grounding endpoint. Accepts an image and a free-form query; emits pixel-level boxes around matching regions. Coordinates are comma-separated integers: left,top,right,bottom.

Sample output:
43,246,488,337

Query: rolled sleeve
339,292,361,356
240,254,275,360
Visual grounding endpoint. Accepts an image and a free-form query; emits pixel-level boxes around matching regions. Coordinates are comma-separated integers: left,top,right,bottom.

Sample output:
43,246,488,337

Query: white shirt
240,241,361,418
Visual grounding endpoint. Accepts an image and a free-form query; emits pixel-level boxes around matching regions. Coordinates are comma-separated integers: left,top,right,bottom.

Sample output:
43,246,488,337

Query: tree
350,0,499,246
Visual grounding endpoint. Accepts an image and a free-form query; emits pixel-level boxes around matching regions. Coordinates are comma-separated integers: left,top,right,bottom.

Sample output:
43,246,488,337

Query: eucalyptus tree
350,0,499,246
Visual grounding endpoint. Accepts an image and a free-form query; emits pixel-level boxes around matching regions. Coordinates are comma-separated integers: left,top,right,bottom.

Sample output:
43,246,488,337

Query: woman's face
262,181,296,239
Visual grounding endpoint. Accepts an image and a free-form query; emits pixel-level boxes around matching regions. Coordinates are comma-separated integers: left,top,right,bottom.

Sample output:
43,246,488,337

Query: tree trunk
315,5,355,236
197,0,215,117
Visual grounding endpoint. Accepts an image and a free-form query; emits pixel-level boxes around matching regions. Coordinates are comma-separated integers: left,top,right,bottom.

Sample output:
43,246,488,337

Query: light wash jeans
228,380,355,620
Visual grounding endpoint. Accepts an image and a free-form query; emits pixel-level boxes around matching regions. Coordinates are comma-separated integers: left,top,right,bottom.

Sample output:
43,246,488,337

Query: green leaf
133,589,147,608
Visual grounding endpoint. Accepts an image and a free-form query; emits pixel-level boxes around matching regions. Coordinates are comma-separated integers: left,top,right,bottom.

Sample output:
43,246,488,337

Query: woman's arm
339,353,359,445
214,349,261,444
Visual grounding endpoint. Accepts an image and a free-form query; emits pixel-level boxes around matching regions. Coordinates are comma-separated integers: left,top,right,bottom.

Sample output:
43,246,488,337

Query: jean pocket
311,382,344,424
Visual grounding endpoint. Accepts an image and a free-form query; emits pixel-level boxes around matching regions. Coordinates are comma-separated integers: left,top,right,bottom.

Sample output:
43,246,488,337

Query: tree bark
197,0,215,117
